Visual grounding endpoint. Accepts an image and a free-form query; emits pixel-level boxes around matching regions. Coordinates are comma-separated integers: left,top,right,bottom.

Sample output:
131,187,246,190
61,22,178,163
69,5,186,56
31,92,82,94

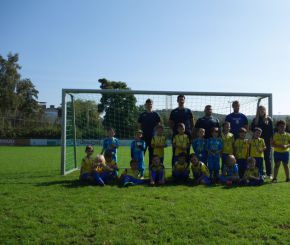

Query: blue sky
1,0,290,114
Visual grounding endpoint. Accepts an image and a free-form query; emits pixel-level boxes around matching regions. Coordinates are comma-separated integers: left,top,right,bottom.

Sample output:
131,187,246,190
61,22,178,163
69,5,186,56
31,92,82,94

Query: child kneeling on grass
240,157,264,186
79,145,95,182
104,150,119,178
190,153,211,185
149,155,165,185
220,155,239,186
120,159,145,187
172,152,190,182
92,154,115,186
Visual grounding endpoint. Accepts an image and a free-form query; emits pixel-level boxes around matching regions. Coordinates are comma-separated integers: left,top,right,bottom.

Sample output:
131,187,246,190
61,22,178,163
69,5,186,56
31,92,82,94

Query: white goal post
61,89,272,175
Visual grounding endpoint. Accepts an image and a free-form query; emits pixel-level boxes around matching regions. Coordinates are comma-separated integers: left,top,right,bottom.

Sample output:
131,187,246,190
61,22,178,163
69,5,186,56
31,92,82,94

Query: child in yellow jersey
234,127,249,178
272,120,290,182
151,125,167,164
79,145,95,181
172,152,190,182
173,123,190,162
120,159,144,187
249,127,266,177
241,157,264,186
221,122,235,172
190,153,211,185
149,155,165,185
91,154,114,186
104,150,119,178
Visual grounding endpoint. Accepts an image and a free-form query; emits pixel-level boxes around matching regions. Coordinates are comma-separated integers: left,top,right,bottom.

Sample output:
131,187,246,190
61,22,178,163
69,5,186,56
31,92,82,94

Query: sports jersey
191,162,210,178
173,134,190,156
195,116,220,139
150,163,164,172
138,111,161,141
221,132,234,154
223,164,239,177
273,132,290,153
102,137,120,161
80,156,94,174
206,138,223,156
250,138,266,158
174,161,189,172
225,113,248,137
244,167,259,179
234,139,249,159
192,138,207,158
151,135,167,158
169,107,193,136
130,140,146,163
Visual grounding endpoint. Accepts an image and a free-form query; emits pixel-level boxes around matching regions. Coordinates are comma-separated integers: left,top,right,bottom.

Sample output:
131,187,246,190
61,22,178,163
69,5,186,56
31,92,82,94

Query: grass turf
0,146,289,244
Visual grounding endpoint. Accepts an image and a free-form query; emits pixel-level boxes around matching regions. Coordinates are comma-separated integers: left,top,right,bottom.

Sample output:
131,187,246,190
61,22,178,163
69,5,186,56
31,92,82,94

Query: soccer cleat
268,175,273,180
123,181,134,187
140,176,145,180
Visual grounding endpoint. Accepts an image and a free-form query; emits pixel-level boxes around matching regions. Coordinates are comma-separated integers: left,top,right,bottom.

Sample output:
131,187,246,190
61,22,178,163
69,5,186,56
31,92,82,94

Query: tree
97,78,139,138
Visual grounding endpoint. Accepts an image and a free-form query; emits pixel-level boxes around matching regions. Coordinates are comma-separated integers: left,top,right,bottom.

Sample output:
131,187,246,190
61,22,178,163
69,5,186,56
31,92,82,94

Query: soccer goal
61,89,272,175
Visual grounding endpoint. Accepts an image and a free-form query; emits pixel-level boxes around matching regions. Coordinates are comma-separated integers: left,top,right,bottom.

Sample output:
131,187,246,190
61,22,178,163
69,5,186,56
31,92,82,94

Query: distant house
40,102,61,124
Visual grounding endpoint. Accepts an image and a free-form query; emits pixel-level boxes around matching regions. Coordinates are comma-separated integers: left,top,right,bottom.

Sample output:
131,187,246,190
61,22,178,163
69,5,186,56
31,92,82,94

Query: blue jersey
206,138,223,159
192,138,207,161
131,140,146,163
103,137,120,161
223,164,239,177
225,113,248,137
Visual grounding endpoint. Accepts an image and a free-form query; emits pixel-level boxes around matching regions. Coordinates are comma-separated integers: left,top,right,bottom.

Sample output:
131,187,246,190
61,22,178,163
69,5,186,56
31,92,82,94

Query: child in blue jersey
172,152,190,182
91,154,114,186
120,159,144,187
151,125,167,164
79,145,95,181
240,157,264,186
220,155,239,186
149,155,165,185
104,150,119,178
101,127,120,162
206,127,223,182
131,129,146,179
192,128,207,164
190,153,211,185
221,121,235,172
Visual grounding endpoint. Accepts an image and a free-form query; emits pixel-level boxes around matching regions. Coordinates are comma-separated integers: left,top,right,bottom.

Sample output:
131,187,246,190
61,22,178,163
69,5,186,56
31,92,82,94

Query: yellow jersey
234,139,249,159
151,135,167,158
80,156,94,174
273,132,290,153
174,161,189,172
250,138,266,158
191,162,210,177
244,167,259,179
222,132,234,154
173,134,190,156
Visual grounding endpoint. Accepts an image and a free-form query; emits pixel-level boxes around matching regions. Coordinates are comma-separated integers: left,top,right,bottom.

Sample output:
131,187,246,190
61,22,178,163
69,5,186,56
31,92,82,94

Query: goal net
61,89,272,175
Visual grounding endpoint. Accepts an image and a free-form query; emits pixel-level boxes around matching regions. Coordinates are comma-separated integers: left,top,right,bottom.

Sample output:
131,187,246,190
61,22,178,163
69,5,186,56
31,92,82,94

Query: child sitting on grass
120,159,145,187
104,150,119,177
79,145,95,182
172,152,190,182
149,155,165,185
220,155,239,186
190,153,211,185
92,154,114,186
241,157,264,186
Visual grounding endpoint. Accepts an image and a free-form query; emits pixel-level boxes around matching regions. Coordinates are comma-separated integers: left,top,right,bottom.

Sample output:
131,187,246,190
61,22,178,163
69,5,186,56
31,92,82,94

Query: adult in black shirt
251,105,274,178
138,98,161,166
169,95,194,165
195,105,220,139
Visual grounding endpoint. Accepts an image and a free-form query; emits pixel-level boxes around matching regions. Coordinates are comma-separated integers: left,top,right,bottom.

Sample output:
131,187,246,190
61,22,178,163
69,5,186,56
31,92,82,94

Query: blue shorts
274,152,289,164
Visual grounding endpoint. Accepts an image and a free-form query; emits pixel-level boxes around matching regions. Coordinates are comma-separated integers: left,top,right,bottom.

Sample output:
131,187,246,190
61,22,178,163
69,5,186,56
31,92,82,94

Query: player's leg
264,142,272,177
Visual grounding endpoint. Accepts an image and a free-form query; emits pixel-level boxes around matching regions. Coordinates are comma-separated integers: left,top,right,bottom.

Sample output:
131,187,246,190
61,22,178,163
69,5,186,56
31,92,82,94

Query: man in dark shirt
169,95,194,165
225,101,248,138
195,105,220,139
138,98,161,166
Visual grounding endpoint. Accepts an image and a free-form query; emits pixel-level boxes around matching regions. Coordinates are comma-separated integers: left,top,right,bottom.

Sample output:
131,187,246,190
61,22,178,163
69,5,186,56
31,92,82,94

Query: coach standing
138,98,161,166
225,100,248,139
195,105,220,139
169,95,194,165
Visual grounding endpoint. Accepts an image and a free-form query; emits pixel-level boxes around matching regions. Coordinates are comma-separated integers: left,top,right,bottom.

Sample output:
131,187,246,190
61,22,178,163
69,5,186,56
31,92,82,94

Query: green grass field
0,146,289,244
